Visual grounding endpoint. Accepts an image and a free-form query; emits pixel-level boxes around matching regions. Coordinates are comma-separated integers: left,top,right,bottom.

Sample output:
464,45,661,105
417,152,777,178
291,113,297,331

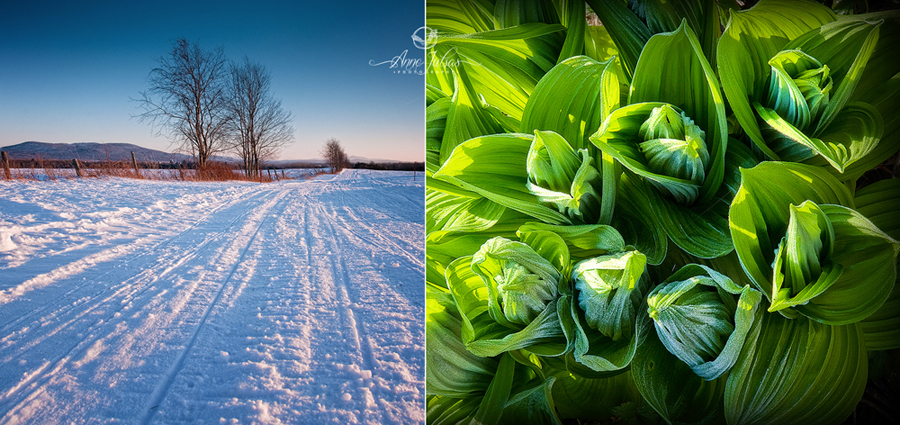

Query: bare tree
135,38,230,168
322,138,349,173
226,57,294,178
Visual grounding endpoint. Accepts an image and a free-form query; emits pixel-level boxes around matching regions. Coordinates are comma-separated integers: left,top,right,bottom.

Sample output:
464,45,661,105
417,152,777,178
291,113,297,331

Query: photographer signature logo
369,26,476,75
368,27,434,75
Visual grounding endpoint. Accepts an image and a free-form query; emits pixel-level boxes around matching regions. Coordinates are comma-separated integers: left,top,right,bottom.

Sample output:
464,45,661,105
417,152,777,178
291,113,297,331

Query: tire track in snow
140,189,288,424
0,188,275,358
0,187,283,422
0,185,262,335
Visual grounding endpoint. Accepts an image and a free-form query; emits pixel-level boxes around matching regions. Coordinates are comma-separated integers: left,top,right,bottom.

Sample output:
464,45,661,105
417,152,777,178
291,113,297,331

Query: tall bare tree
322,138,349,173
135,38,229,168
226,57,294,178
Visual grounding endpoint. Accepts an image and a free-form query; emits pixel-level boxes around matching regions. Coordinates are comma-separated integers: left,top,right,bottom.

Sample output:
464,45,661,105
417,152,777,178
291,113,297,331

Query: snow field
0,169,424,424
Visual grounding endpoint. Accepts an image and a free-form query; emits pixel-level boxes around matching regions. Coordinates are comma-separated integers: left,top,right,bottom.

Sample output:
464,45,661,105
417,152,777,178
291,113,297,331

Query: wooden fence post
1,151,10,180
131,151,141,178
73,158,84,178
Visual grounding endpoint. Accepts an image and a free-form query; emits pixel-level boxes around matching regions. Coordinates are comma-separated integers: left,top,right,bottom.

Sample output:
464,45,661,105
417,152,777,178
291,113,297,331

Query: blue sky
0,1,424,162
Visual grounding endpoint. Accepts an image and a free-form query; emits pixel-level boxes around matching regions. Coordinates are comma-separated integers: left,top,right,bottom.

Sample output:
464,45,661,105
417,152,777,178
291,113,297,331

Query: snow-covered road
0,170,424,424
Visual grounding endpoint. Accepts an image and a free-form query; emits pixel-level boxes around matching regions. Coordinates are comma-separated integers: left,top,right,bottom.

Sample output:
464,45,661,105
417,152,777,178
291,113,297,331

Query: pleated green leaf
427,96,452,174
557,283,644,374
525,131,607,224
493,0,559,29
724,313,867,425
730,162,897,324
610,173,668,266
730,162,853,299
573,251,647,342
498,375,562,425
793,204,898,324
521,55,620,151
434,133,573,225
549,370,643,421
426,283,500,398
426,0,496,35
555,0,585,63
440,63,509,164
516,222,626,263
784,13,882,135
647,264,762,381
717,0,836,159
446,255,567,358
628,20,728,206
594,103,757,259
584,0,652,78
434,23,567,121
631,311,728,424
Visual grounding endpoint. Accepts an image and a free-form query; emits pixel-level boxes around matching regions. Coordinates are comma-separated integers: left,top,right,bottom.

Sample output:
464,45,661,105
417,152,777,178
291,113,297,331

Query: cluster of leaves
425,1,900,424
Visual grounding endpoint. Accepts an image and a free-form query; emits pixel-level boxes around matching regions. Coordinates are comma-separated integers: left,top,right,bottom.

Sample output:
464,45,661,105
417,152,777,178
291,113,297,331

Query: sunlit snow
0,169,424,424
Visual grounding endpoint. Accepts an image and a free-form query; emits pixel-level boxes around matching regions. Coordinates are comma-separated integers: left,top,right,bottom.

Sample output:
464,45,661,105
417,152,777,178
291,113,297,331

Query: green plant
426,0,900,424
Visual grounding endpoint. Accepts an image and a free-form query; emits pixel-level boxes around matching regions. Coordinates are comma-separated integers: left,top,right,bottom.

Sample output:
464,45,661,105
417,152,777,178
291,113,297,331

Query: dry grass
0,160,304,183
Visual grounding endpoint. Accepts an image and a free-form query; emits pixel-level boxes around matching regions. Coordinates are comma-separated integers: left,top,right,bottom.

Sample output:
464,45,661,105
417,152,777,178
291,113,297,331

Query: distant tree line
352,161,424,171
135,38,294,178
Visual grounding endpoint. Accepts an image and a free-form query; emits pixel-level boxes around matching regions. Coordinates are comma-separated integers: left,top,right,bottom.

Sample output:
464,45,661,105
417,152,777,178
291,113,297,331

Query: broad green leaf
796,101,884,175
573,251,647,342
549,370,643,421
717,0,836,159
525,131,606,224
427,395,481,425
471,237,560,328
629,20,728,206
583,23,630,85
516,229,571,279
427,0,496,35
434,23,567,121
516,222,626,263
843,73,900,182
446,255,567,357
784,14,882,135
647,264,762,381
631,311,727,424
521,55,620,151
557,285,643,374
498,375,562,425
584,0,652,78
474,353,518,425
426,283,499,397
493,0,559,29
794,204,898,325
627,0,720,67
730,162,897,324
849,11,900,104
426,177,505,234
427,96,452,174
752,100,883,173
594,104,756,259
558,250,649,373
724,313,867,425
440,64,509,164
554,0,585,62
434,133,573,225
730,161,853,301
611,173,667,266
855,178,900,240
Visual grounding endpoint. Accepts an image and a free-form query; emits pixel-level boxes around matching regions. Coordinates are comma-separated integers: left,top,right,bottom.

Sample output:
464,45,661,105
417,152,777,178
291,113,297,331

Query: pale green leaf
521,55,620,151
725,313,867,425
717,0,836,159
434,133,573,225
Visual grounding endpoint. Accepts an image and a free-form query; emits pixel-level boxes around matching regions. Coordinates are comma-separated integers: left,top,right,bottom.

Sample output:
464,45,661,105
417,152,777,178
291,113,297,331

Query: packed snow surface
0,169,425,424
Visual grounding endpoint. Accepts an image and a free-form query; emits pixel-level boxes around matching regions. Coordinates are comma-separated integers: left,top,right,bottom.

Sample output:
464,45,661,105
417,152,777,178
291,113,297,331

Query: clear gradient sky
0,1,425,162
